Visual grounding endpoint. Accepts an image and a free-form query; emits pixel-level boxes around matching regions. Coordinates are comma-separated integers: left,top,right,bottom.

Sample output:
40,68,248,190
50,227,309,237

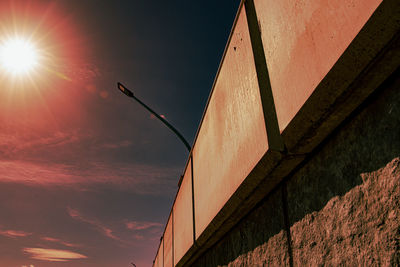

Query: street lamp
117,82,191,152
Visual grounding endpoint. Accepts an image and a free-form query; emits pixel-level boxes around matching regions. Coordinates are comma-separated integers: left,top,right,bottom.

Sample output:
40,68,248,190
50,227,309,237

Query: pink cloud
0,130,83,157
23,247,87,262
132,234,144,240
0,160,178,195
67,207,121,242
125,221,162,231
41,236,80,248
0,229,32,238
0,125,179,195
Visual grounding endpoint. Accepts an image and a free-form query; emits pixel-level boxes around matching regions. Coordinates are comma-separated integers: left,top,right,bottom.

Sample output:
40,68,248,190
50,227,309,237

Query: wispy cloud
0,130,83,157
125,221,162,231
0,229,32,238
125,221,163,242
0,160,178,195
67,207,121,242
41,236,80,248
23,247,87,262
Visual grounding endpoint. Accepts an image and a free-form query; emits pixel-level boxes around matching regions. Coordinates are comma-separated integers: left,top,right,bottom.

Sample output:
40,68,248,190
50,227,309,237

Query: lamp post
117,82,191,152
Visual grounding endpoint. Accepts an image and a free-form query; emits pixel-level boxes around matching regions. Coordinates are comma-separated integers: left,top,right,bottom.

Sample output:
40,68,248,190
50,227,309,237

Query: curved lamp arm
117,82,191,152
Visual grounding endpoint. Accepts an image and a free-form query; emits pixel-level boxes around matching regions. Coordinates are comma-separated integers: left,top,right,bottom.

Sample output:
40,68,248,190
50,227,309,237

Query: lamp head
117,82,134,97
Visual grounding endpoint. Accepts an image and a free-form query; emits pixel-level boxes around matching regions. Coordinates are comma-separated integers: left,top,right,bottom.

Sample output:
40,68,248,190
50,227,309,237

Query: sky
0,0,240,266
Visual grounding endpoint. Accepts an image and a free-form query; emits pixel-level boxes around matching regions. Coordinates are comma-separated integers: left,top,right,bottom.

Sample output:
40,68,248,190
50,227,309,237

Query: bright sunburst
0,37,38,75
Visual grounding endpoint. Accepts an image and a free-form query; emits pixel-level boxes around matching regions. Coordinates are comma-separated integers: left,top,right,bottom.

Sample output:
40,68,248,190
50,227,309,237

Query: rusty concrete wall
153,239,162,267
191,67,400,267
152,0,399,265
163,215,173,267
254,0,382,132
192,5,268,240
173,158,193,264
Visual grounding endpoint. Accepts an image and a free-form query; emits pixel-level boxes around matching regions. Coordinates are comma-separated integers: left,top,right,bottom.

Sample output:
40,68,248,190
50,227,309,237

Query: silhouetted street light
117,82,191,152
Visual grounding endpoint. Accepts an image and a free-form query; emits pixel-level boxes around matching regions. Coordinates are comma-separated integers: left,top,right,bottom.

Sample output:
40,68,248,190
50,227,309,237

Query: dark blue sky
0,0,240,266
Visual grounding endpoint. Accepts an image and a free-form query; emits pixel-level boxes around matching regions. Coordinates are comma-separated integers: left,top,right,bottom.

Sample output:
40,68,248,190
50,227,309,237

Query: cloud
0,229,32,238
23,247,87,262
67,207,121,242
0,130,82,157
125,221,163,242
125,221,162,231
41,236,80,248
0,160,178,195
0,126,180,195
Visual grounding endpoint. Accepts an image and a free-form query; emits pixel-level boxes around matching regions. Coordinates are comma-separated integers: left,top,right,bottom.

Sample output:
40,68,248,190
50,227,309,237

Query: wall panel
193,6,268,239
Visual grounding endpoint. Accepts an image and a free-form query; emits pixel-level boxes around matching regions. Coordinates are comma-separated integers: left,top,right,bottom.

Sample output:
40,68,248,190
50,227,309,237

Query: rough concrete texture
290,157,400,266
191,187,289,267
287,73,400,266
287,71,400,224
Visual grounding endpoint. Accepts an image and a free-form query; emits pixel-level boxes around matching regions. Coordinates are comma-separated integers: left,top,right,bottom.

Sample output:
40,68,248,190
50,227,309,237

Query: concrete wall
254,0,382,132
190,68,400,267
192,5,268,241
173,158,193,264
152,0,400,265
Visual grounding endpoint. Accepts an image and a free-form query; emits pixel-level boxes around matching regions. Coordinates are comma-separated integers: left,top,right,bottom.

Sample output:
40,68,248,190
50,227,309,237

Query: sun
0,37,39,75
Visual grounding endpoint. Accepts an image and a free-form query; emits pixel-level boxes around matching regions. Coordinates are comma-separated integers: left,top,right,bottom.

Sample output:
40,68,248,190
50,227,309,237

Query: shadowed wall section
152,0,400,266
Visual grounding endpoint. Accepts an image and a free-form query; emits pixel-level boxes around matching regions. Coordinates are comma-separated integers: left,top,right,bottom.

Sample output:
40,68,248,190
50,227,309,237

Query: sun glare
0,37,38,75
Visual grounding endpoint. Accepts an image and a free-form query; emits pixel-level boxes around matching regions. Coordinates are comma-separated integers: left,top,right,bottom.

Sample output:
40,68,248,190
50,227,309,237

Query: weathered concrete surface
154,239,163,267
287,73,400,266
254,0,382,132
153,0,400,265
164,215,173,267
290,158,400,266
191,187,289,267
173,158,193,264
274,0,400,154
193,5,268,241
188,67,400,267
